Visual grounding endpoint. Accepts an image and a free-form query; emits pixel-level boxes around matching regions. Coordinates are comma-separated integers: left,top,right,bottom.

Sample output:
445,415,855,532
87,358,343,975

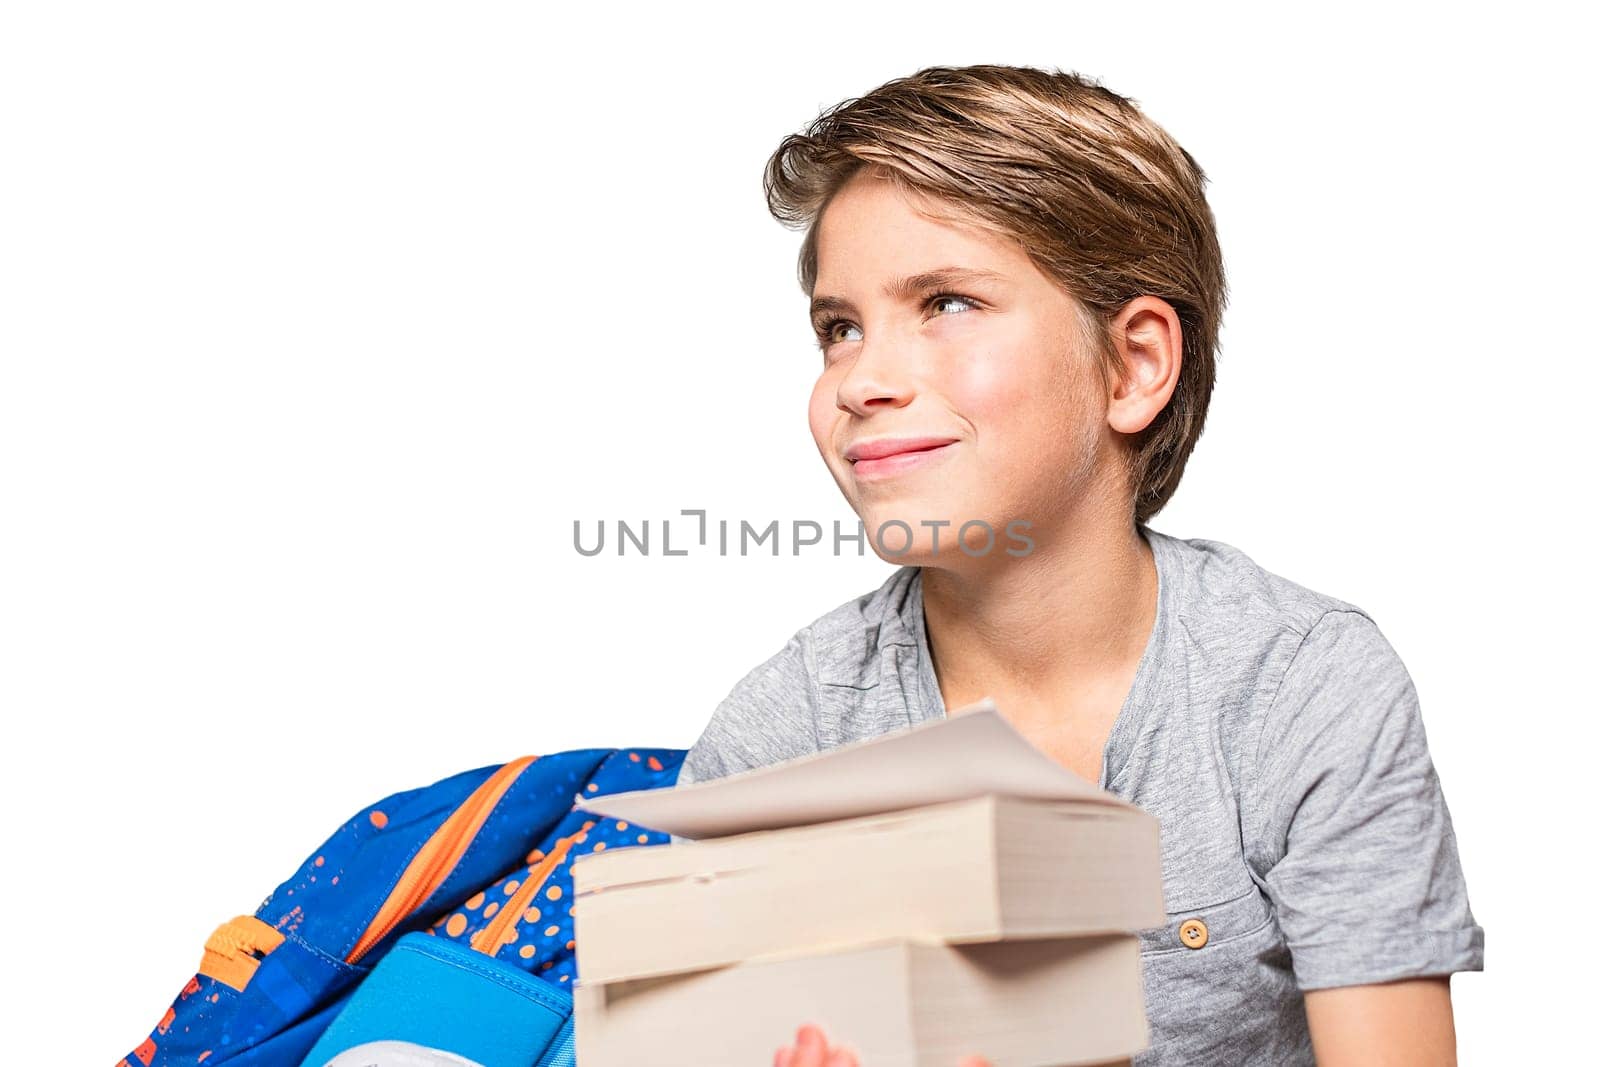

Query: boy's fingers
824,1047,859,1067
790,1023,828,1067
774,1046,792,1067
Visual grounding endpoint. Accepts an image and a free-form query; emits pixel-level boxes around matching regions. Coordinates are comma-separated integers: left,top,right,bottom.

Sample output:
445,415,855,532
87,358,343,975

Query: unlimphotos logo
572,510,1035,558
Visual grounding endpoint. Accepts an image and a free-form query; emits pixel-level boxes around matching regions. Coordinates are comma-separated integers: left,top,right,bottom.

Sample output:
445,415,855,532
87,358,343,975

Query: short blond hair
763,64,1228,526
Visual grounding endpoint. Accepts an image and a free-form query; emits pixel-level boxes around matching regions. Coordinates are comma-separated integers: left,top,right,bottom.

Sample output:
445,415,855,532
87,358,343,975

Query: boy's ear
1106,296,1183,436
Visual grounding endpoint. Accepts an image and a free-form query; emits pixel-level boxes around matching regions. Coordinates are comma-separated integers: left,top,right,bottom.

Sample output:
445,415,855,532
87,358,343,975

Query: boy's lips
844,435,961,462
845,437,960,480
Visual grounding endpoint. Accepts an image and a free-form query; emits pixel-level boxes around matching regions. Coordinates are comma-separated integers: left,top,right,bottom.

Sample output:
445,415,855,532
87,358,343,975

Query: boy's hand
774,1022,992,1067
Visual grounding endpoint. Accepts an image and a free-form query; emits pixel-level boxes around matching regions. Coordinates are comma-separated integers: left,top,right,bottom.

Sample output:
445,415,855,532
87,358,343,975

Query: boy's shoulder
679,570,919,788
1151,530,1420,748
1149,527,1374,646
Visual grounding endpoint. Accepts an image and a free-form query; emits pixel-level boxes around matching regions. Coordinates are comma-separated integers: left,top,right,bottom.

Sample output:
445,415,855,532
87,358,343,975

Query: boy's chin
855,510,1024,565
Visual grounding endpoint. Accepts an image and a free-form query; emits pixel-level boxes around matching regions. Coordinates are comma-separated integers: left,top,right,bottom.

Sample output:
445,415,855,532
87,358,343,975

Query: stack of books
569,700,1164,1067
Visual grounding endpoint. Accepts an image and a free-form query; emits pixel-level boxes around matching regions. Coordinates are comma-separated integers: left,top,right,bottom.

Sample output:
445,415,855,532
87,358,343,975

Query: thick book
570,701,1163,983
573,933,1146,1067
572,792,1162,984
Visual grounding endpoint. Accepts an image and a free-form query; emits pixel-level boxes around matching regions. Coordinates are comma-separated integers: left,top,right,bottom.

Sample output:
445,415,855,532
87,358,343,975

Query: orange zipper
469,823,586,956
345,755,539,964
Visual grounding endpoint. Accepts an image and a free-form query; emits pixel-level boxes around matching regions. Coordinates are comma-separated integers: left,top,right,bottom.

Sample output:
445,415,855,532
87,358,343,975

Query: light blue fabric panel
299,933,573,1067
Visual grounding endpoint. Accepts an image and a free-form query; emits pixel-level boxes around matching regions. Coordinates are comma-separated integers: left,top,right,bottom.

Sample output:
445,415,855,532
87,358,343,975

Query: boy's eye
814,292,979,353
819,321,863,347
928,293,977,317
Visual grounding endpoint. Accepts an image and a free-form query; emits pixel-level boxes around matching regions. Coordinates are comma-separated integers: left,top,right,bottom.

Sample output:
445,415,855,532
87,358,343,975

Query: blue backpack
118,747,685,1067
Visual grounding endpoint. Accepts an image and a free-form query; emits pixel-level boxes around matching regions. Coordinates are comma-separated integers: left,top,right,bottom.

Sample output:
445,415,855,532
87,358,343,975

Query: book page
575,699,1139,838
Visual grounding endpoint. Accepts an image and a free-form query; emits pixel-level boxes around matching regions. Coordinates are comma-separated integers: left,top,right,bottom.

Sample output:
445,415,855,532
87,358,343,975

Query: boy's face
807,171,1116,564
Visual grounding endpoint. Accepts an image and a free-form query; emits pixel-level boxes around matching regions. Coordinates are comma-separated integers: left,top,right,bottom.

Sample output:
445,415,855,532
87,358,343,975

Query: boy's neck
918,515,1158,721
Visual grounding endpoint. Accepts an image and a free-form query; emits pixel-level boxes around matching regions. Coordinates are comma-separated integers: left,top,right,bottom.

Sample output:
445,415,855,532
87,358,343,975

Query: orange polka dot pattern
426,807,666,987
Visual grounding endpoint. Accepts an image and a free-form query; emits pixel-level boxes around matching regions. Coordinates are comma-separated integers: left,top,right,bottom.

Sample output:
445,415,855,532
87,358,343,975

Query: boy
680,64,1482,1066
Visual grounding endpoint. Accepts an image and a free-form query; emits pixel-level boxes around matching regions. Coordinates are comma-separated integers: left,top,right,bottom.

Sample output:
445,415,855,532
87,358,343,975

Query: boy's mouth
844,436,961,463
844,436,960,480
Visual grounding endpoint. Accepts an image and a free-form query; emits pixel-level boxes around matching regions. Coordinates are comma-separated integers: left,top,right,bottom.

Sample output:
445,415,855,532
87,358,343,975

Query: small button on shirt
679,525,1485,1065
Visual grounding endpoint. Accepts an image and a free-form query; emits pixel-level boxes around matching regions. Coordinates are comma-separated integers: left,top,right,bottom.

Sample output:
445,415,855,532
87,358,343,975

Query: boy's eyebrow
809,267,1009,327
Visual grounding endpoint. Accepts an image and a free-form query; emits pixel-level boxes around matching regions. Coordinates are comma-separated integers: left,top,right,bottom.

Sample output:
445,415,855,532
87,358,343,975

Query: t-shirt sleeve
670,630,821,845
678,628,821,787
1251,608,1485,991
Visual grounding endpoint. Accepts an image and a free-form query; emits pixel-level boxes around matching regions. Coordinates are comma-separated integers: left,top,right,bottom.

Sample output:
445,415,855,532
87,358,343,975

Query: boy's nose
835,339,919,416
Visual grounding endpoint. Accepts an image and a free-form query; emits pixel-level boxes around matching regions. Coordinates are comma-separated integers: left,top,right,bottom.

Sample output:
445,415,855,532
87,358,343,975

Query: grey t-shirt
678,525,1485,1065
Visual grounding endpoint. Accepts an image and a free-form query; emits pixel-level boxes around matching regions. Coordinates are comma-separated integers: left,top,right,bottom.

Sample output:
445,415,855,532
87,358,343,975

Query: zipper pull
198,915,286,991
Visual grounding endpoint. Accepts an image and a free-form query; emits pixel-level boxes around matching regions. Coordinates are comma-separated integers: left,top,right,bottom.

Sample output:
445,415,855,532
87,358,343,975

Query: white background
2,3,1592,1063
